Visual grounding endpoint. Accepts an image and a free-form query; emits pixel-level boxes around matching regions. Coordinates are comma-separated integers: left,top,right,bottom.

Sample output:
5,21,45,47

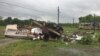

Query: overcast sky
0,0,100,23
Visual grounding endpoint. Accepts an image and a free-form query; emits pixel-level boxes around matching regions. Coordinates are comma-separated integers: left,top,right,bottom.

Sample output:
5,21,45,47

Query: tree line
0,16,34,26
79,14,100,23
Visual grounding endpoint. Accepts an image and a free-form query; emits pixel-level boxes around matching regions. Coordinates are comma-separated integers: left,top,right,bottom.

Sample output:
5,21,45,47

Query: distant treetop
79,14,100,23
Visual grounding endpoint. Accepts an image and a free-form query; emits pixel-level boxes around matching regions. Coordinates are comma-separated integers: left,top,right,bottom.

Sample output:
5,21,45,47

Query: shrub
98,36,100,42
78,35,93,45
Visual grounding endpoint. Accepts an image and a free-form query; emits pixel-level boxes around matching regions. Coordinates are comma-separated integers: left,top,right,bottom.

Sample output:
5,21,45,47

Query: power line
0,2,43,15
0,8,38,18
0,2,44,17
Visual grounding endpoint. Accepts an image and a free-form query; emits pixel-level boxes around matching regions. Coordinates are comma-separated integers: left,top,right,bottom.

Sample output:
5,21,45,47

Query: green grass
63,26,78,35
0,35,5,39
0,26,100,56
0,40,67,56
0,26,5,30
0,40,100,56
0,26,5,39
63,25,100,36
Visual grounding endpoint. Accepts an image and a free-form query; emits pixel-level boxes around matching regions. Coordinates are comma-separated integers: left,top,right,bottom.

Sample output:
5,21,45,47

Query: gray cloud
0,0,100,23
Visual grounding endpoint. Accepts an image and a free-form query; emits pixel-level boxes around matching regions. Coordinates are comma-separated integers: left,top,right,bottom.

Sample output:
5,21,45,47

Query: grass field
0,39,100,56
0,26,5,39
0,25,100,56
63,26,78,34
0,26,5,30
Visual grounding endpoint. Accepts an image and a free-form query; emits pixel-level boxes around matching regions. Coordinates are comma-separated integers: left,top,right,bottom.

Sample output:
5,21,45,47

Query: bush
98,36,100,42
78,35,93,45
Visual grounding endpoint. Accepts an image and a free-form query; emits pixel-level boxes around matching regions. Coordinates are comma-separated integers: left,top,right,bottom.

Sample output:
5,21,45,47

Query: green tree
0,16,3,25
4,17,12,25
12,18,20,24
79,14,94,23
0,16,3,20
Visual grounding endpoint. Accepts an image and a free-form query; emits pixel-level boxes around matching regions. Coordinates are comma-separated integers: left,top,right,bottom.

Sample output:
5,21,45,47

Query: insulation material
31,28,42,34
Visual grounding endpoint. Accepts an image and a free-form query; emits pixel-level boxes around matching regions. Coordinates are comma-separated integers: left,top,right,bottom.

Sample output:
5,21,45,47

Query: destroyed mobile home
4,21,96,43
79,22,100,29
4,21,64,40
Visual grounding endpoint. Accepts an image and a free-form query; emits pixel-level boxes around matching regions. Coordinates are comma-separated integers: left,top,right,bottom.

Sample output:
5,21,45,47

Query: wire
0,2,44,15
0,2,43,17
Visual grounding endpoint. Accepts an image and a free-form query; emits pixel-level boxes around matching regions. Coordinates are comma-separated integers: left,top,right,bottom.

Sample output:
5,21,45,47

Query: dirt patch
56,47,100,56
0,38,19,46
0,30,4,35
12,50,33,56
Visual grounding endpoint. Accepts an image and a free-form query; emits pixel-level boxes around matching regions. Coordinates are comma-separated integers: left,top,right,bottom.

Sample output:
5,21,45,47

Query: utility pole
73,18,75,25
57,6,60,25
93,14,96,33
